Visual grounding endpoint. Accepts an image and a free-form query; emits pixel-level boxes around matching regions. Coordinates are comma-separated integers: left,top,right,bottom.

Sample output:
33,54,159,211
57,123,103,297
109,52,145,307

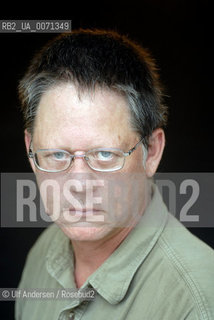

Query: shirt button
69,312,74,319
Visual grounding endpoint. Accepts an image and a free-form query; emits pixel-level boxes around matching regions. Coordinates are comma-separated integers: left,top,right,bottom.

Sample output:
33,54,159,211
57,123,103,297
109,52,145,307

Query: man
16,29,214,319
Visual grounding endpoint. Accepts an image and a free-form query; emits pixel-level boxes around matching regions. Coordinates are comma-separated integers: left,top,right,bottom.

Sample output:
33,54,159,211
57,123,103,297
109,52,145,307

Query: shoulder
18,223,65,286
159,213,214,274
15,223,65,320
158,213,214,319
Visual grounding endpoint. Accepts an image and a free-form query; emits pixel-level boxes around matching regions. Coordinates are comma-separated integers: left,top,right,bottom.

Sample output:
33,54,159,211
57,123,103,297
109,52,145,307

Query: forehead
33,83,136,149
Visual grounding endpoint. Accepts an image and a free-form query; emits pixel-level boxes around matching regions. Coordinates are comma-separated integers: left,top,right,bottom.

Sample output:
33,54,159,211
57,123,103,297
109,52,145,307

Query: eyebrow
35,142,129,152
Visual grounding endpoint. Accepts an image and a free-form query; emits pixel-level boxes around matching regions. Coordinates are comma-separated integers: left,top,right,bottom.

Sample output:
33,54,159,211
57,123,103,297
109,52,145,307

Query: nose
66,153,98,194
69,154,91,173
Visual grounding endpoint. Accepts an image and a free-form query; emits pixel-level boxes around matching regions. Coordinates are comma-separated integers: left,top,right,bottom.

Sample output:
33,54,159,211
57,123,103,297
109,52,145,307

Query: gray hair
18,29,168,150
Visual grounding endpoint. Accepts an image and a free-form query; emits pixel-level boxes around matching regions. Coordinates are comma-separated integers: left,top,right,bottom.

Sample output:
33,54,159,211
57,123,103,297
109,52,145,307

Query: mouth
66,208,104,217
68,208,103,212
59,207,106,225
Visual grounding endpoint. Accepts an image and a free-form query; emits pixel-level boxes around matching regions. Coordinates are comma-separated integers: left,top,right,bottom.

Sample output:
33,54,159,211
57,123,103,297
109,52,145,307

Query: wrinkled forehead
33,83,137,149
38,83,129,117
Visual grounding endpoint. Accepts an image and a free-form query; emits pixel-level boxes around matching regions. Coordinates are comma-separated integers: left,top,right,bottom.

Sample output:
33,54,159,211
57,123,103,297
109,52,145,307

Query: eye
52,151,66,160
97,151,113,160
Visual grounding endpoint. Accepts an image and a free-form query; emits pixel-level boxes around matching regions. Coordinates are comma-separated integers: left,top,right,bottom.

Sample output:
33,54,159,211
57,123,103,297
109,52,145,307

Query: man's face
28,83,148,241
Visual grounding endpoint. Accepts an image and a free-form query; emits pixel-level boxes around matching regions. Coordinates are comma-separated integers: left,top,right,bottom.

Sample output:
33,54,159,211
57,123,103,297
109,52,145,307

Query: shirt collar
46,183,169,304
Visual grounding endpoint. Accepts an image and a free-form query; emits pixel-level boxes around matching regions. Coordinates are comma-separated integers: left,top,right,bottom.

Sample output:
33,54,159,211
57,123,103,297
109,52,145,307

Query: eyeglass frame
28,138,144,173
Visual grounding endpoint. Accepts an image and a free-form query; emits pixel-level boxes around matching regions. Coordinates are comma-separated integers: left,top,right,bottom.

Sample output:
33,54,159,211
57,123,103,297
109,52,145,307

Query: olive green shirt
15,185,214,320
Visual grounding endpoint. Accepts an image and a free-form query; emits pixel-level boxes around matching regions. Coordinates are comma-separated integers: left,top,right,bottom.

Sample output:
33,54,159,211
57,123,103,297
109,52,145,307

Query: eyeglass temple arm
124,138,144,156
28,141,34,158
27,138,145,158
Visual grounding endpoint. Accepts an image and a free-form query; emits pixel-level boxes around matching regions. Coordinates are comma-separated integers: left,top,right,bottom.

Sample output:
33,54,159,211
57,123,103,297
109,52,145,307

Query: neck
72,225,135,288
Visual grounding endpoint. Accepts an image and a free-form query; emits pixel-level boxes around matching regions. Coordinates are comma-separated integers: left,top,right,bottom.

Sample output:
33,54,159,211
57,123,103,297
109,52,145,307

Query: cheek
28,158,36,172
35,173,64,219
124,150,145,172
103,172,147,225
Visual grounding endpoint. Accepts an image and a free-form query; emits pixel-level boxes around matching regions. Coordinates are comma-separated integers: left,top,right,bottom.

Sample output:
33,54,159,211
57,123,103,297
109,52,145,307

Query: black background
1,1,213,318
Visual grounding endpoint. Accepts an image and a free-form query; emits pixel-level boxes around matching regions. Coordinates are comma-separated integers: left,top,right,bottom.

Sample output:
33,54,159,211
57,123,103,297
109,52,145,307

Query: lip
61,208,106,224
66,208,104,217
68,208,103,212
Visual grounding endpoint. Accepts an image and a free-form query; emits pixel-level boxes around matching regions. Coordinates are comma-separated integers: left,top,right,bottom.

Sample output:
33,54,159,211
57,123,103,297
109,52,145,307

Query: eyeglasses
28,139,143,173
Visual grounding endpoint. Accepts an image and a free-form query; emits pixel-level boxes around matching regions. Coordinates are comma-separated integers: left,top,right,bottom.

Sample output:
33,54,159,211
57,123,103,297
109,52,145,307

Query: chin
58,223,114,242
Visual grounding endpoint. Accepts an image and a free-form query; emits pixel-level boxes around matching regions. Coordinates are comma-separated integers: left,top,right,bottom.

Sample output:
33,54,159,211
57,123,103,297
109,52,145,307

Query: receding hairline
31,80,141,139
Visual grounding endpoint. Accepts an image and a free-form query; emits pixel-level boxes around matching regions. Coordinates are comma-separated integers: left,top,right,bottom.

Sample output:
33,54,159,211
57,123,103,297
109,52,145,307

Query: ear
145,128,165,177
24,129,36,172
